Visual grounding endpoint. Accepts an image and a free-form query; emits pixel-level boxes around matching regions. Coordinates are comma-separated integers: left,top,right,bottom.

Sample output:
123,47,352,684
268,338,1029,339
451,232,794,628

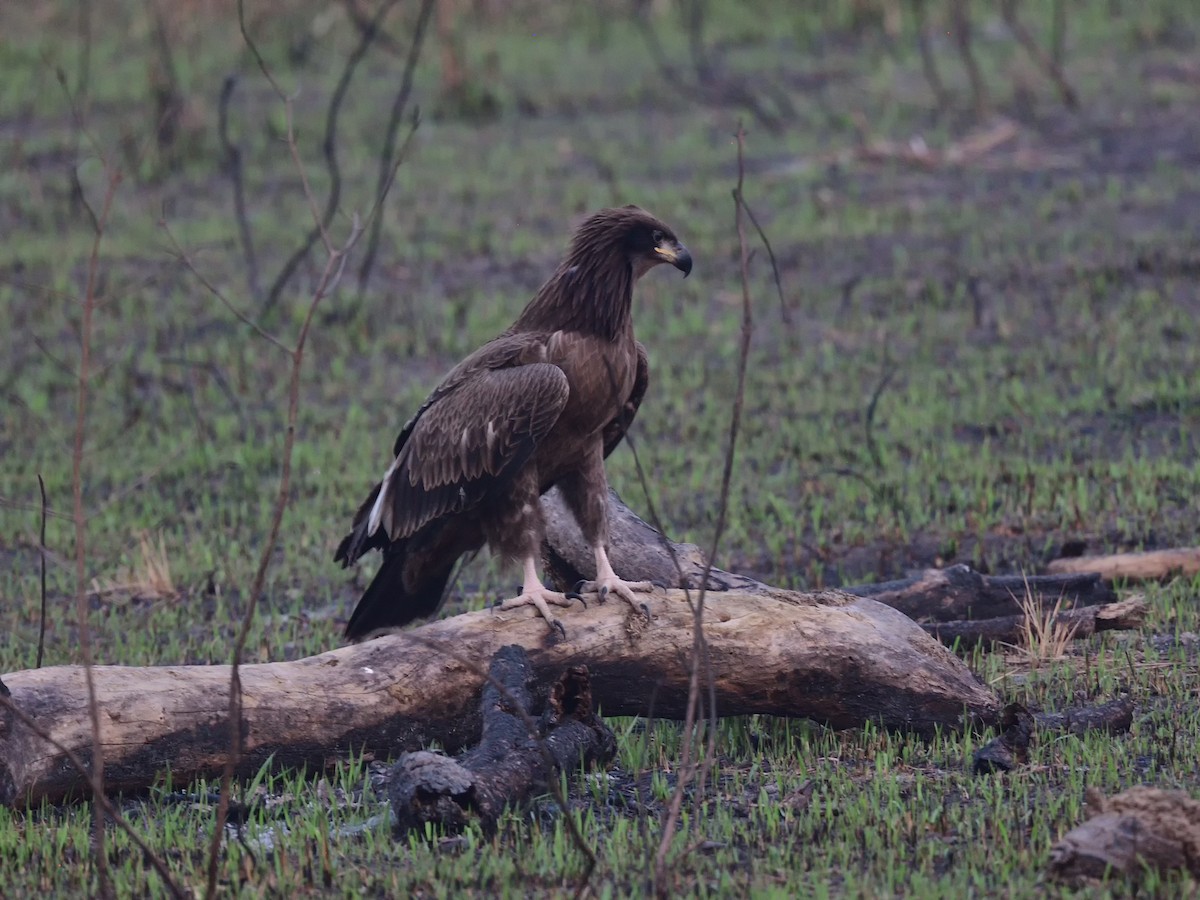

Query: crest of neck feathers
513,208,651,341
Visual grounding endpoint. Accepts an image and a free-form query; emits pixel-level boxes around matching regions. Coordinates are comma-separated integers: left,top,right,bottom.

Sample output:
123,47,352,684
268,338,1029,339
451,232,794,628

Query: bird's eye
652,230,664,244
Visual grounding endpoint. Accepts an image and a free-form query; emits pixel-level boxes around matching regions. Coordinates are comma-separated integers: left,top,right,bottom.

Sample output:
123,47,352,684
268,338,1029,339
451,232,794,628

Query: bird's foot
574,576,658,619
498,588,580,637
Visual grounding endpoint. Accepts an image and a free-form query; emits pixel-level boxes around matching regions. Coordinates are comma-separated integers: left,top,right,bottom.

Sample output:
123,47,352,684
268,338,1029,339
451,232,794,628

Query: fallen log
1047,547,1200,582
924,596,1147,650
0,586,999,808
543,489,1116,619
1048,787,1200,883
388,645,614,836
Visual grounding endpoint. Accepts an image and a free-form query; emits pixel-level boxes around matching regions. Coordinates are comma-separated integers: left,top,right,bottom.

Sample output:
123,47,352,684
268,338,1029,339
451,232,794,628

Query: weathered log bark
924,596,1147,649
1047,547,1200,582
0,586,999,808
542,488,1116,619
388,645,615,836
1048,787,1200,882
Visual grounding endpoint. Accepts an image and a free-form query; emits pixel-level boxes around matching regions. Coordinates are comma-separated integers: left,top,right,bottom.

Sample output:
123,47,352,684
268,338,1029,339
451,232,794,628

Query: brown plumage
336,205,692,640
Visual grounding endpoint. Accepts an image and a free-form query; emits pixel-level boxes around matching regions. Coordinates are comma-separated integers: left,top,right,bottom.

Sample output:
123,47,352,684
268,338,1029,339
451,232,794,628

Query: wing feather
371,361,569,541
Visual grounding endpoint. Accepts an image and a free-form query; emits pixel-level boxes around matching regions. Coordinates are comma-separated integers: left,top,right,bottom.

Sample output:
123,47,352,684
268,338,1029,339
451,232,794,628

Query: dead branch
949,0,989,118
922,596,1146,650
0,585,1001,808
216,76,261,304
911,0,949,110
848,565,1116,621
387,645,614,836
1048,787,1200,882
259,0,396,317
1000,0,1079,109
355,0,437,302
1047,547,1200,582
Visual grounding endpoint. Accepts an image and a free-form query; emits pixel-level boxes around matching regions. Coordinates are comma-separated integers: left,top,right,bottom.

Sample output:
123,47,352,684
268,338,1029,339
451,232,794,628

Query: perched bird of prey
336,206,692,640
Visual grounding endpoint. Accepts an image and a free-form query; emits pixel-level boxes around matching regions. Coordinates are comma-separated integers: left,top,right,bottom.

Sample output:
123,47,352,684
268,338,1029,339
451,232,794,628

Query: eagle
335,205,692,640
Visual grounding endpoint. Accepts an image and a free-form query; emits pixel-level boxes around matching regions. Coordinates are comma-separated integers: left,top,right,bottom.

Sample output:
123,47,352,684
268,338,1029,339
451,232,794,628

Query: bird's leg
498,555,579,634
576,542,657,616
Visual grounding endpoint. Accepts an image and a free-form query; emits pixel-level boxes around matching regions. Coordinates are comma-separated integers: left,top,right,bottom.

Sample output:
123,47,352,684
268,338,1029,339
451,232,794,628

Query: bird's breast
545,331,636,434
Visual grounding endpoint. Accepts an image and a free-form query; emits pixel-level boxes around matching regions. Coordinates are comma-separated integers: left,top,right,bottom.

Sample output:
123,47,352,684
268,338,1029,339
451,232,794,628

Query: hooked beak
655,241,693,277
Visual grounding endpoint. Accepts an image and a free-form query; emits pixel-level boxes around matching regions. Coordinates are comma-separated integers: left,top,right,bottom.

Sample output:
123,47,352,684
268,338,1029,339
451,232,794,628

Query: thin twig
738,197,789,325
1000,0,1079,109
259,0,396,316
36,474,48,668
0,694,186,897
1050,0,1068,69
863,355,897,473
73,160,122,900
949,0,989,119
356,0,436,301
160,222,290,353
203,215,364,900
654,122,756,897
912,0,949,110
217,75,262,304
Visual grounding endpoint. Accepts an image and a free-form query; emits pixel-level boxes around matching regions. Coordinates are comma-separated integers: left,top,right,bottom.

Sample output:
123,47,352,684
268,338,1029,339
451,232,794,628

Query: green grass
3,0,1200,895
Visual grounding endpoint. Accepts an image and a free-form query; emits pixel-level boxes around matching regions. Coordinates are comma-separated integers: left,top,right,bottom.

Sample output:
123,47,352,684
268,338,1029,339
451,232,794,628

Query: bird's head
572,205,693,280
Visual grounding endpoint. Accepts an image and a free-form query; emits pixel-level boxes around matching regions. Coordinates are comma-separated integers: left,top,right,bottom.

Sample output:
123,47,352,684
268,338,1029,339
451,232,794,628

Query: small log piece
1047,547,1200,582
924,596,1147,650
388,645,614,836
1048,787,1200,883
847,566,1116,622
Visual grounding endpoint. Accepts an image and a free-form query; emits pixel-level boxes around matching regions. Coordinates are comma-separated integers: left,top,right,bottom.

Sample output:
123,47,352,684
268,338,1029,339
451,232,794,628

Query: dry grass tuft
91,531,178,603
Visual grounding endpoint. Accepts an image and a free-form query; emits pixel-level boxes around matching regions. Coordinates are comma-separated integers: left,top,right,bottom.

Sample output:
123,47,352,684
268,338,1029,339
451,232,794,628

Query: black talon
652,580,668,591
640,602,652,619
565,590,585,608
574,580,589,594
599,585,609,600
551,619,567,640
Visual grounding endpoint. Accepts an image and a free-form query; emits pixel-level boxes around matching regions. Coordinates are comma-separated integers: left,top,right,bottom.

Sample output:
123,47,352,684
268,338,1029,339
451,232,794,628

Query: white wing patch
366,455,400,538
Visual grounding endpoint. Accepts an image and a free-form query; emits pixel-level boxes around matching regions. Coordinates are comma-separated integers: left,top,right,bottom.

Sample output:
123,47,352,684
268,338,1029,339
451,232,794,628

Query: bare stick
738,197,789,325
202,215,363,900
217,75,262,303
259,0,396,316
949,0,989,118
912,0,949,110
161,223,289,353
71,159,122,899
1050,0,1068,69
36,475,48,669
1000,0,1079,109
66,0,94,222
356,0,437,300
655,122,756,896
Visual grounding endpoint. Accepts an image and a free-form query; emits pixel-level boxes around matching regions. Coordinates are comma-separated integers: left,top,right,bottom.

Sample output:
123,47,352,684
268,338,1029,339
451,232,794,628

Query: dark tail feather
343,539,455,641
